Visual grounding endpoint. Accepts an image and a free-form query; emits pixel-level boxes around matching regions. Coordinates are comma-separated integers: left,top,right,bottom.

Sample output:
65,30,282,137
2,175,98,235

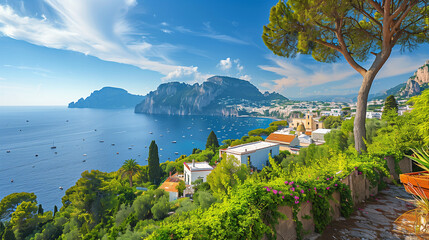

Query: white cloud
161,22,168,26
218,57,232,70
162,66,212,83
259,56,357,91
239,75,251,81
174,24,248,45
0,1,194,76
377,55,427,79
161,29,172,34
234,59,243,72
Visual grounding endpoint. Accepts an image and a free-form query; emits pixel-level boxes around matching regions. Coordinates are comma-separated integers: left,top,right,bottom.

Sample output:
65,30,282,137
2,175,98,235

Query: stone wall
271,162,414,240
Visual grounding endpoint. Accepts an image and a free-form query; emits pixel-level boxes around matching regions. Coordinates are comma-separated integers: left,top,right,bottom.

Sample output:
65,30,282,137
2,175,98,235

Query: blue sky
0,0,427,106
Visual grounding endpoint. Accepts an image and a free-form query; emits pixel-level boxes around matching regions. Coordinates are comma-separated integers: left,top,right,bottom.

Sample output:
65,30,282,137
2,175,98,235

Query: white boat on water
149,132,153,134
175,152,179,155
83,154,87,156
172,141,176,143
59,186,63,190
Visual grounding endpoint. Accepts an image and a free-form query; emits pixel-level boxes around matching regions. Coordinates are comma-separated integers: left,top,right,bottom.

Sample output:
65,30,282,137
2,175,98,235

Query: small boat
182,136,185,138
66,120,69,122
94,129,97,131
187,127,191,129
160,148,163,151
32,165,35,168
51,146,56,149
54,152,58,154
175,152,179,155
116,152,119,154
149,132,153,134
83,154,87,156
168,157,170,160
11,179,13,183
171,141,176,143
82,160,86,162
111,143,115,146
35,154,38,157
59,186,63,190
128,147,132,150
6,150,10,153
99,140,104,143
145,146,147,148
160,134,163,137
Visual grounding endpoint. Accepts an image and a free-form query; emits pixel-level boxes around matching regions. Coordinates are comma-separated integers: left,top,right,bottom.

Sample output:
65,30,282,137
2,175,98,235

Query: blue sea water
0,106,274,210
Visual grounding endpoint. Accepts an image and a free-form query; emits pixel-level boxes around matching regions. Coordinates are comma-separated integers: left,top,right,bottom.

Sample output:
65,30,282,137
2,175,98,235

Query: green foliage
206,131,219,150
194,191,217,209
407,148,429,172
324,130,348,152
0,222,4,238
248,124,278,136
322,116,342,129
148,141,161,185
409,89,429,145
0,193,36,221
221,135,264,148
175,181,186,197
37,204,43,215
207,155,249,198
269,120,288,128
2,227,15,240
382,95,398,116
151,196,170,220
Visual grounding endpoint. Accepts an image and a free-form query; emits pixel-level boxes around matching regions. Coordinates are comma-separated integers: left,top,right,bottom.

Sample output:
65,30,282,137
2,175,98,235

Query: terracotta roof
305,131,312,136
266,133,296,144
158,181,179,193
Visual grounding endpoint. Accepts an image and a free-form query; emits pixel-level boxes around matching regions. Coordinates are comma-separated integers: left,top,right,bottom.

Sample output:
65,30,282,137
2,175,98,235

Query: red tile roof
266,133,296,144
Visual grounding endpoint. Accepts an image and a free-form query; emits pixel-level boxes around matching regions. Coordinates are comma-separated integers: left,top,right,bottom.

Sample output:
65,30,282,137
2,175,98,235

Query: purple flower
266,188,270,192
295,200,299,204
314,187,317,191
335,184,338,187
319,195,322,198
307,200,310,203
285,181,288,184
384,157,387,160
326,187,330,190
327,178,329,180
296,185,299,188
294,196,299,200
282,195,285,199
301,190,305,194
279,191,282,194
273,190,278,194
355,166,358,170
291,187,295,191
289,181,294,185
358,172,363,175
290,193,293,196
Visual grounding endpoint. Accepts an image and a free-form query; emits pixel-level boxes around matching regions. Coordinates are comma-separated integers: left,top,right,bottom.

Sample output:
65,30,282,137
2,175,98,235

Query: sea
0,106,274,210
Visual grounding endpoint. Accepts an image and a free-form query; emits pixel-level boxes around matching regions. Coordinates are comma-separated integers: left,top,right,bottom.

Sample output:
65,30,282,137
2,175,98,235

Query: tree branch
391,1,418,35
368,0,384,15
391,0,410,20
335,21,367,76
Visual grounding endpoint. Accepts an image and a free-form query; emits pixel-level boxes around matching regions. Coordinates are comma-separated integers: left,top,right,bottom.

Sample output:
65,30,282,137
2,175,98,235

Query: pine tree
205,131,219,150
37,204,44,215
148,140,160,185
383,95,398,114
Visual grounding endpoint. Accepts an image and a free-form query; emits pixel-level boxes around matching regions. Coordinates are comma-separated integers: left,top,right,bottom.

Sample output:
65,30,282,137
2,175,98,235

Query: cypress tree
383,95,398,114
205,131,219,150
53,205,58,216
38,204,44,215
148,140,160,185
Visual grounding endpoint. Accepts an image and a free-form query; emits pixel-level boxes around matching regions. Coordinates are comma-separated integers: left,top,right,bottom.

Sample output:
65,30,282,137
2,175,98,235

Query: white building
183,161,214,185
219,141,280,170
366,111,382,119
311,128,332,142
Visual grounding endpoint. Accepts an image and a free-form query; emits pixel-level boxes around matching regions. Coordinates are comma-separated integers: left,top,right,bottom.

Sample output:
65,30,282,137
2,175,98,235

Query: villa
219,141,279,170
289,113,324,132
183,161,214,185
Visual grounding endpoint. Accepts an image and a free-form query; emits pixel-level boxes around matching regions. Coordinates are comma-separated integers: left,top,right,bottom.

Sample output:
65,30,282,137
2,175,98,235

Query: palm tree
120,159,139,187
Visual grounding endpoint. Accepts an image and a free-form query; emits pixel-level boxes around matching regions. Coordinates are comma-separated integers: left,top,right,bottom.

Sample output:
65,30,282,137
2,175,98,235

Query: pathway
313,184,428,240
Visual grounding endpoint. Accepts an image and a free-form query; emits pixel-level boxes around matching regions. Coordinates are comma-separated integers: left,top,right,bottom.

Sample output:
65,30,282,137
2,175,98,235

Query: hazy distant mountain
135,76,287,116
69,87,145,109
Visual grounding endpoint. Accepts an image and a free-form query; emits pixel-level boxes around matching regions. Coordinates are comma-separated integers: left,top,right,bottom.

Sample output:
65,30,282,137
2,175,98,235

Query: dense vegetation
1,90,429,239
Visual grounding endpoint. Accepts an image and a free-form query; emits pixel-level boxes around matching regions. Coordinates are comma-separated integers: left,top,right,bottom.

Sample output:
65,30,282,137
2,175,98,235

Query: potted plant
399,148,429,198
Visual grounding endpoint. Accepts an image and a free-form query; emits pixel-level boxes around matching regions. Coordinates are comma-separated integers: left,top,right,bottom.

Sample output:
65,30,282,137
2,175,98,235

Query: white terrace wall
271,158,412,240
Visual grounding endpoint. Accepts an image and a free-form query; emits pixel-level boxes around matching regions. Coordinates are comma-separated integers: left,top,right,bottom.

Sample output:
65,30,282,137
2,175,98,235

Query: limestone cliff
68,87,145,109
135,76,287,116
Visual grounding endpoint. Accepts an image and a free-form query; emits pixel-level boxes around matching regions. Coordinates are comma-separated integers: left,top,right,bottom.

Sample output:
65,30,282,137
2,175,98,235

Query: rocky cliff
135,76,287,116
399,60,429,97
69,87,145,109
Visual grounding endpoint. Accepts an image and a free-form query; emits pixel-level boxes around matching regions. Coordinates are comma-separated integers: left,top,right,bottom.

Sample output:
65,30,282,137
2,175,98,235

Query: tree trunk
354,52,390,153
129,174,133,187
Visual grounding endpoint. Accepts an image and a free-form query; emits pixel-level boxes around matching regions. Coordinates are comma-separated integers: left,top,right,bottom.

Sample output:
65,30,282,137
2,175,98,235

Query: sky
0,0,427,106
